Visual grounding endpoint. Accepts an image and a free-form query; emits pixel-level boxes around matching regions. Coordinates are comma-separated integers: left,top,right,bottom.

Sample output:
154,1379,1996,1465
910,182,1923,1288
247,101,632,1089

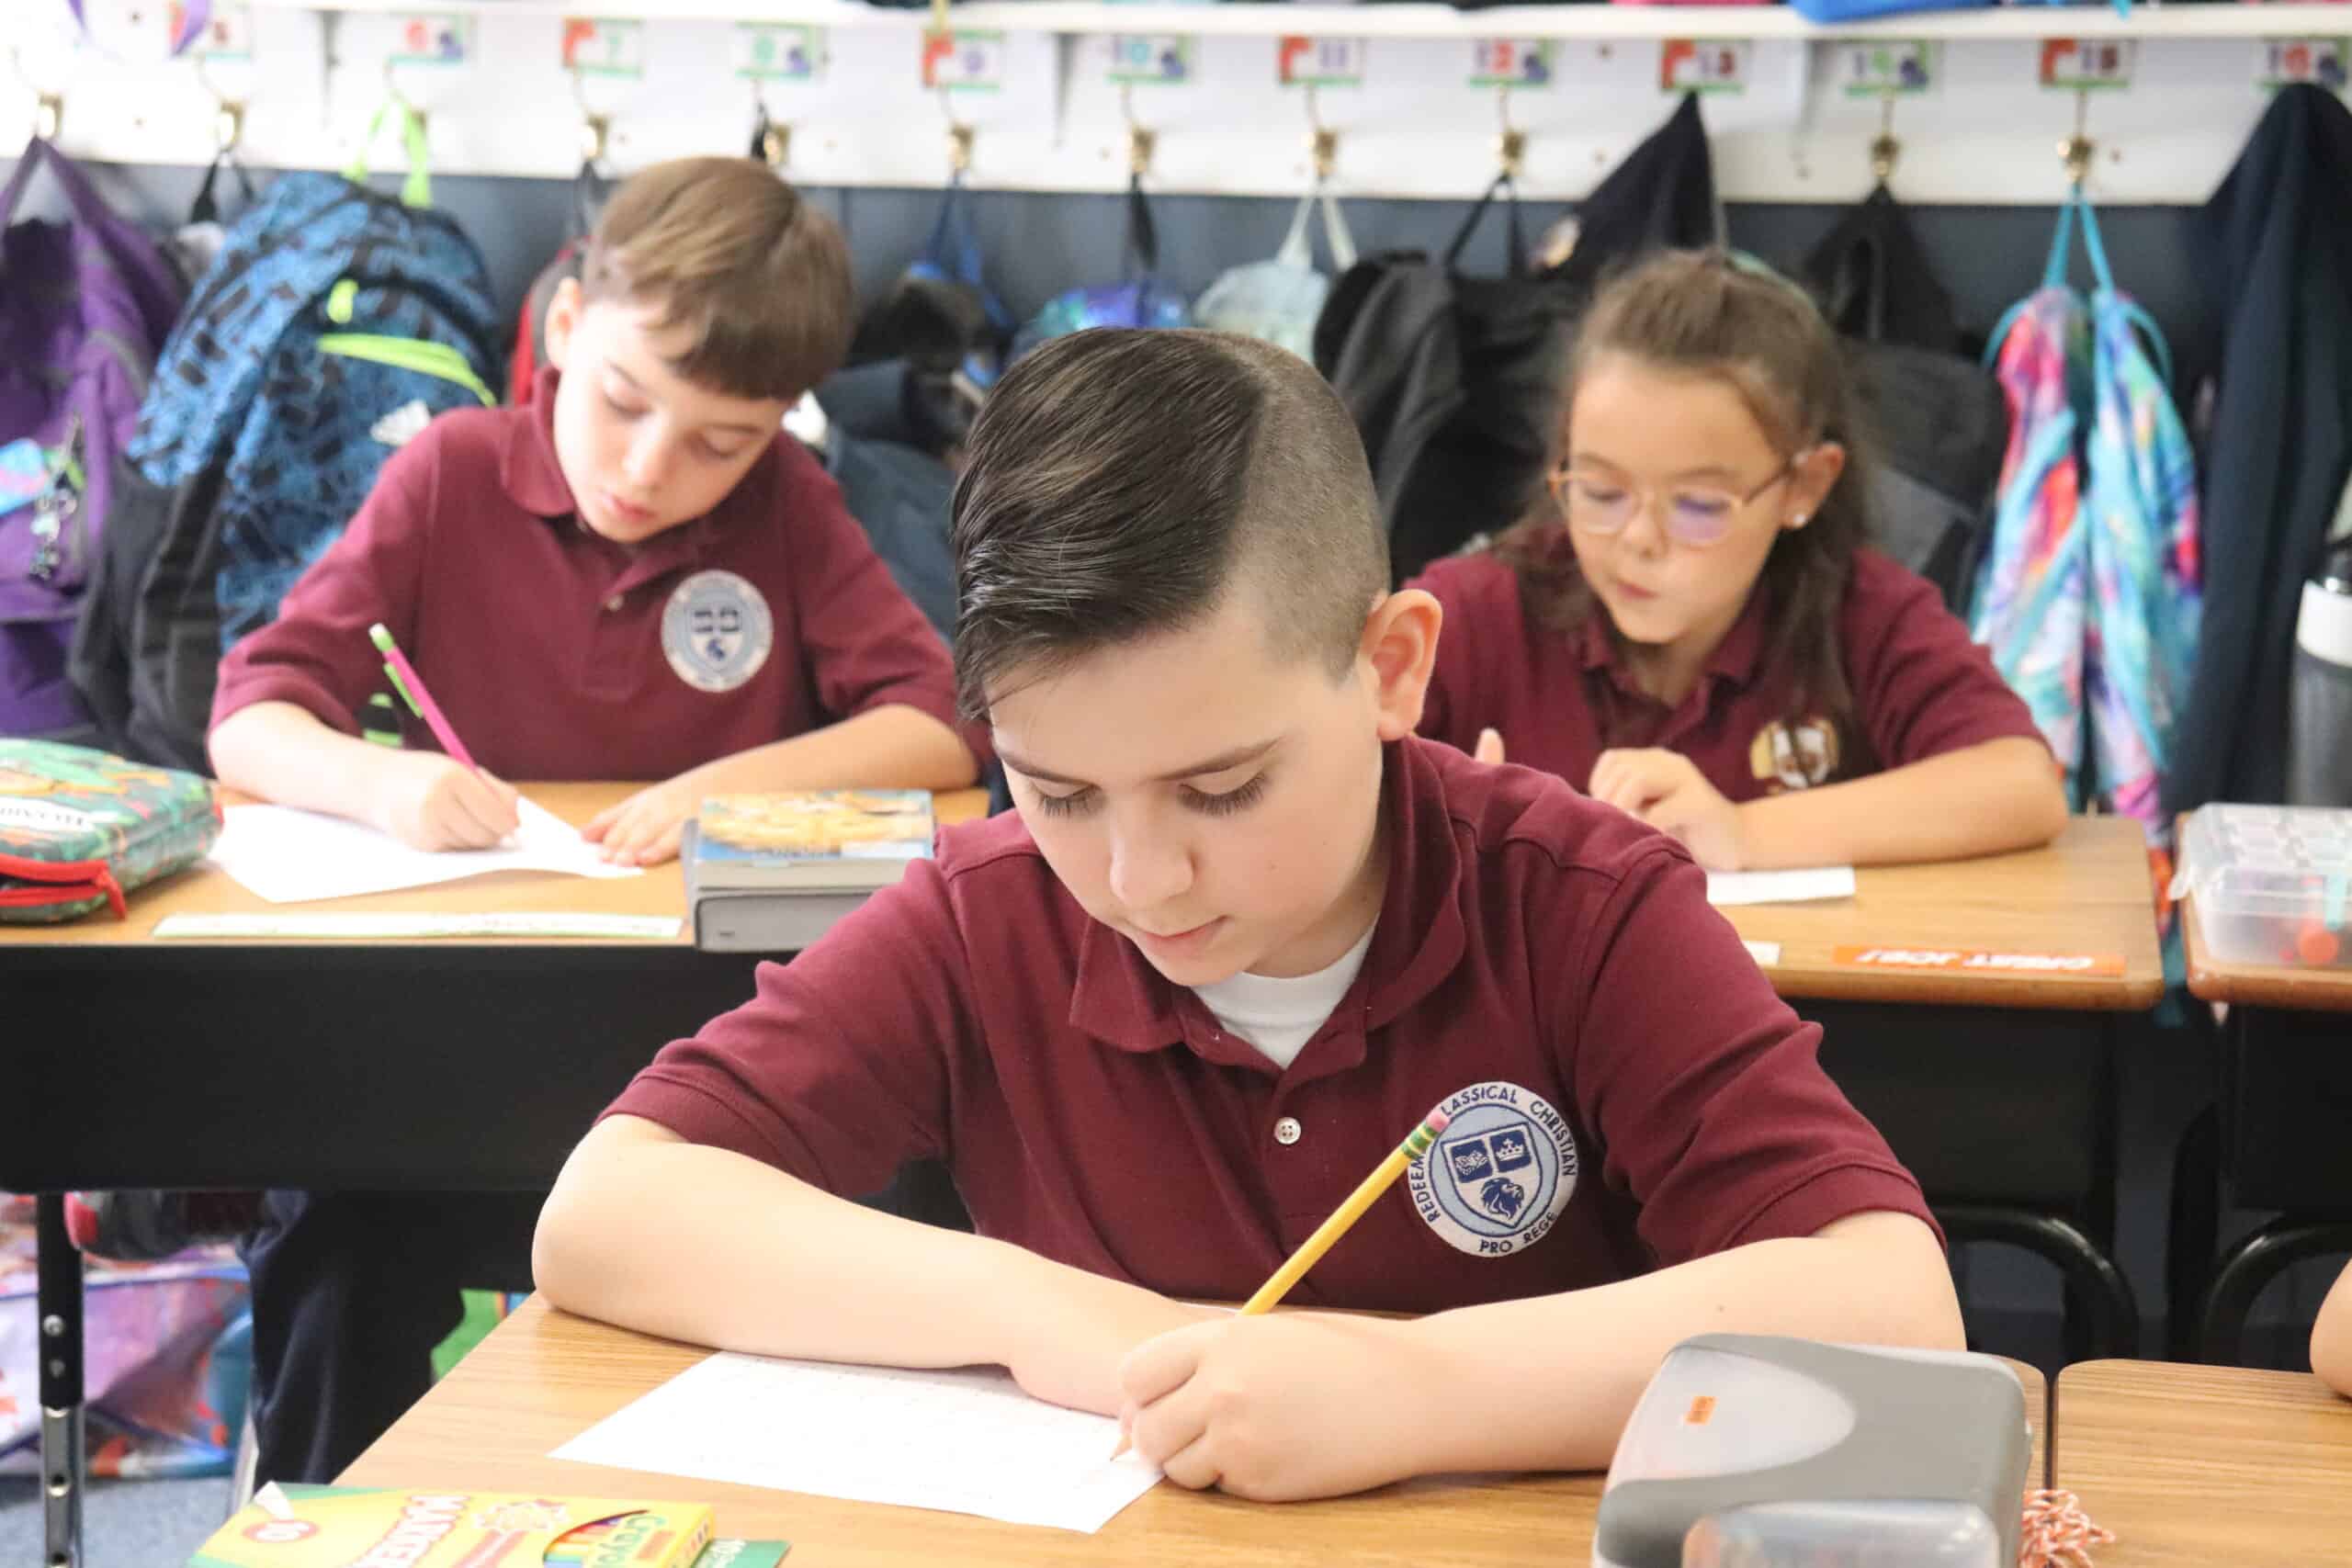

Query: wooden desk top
345,1297,2045,1568
0,784,989,951
1722,816,2163,1011
2052,1359,2352,1566
2181,887,2352,1013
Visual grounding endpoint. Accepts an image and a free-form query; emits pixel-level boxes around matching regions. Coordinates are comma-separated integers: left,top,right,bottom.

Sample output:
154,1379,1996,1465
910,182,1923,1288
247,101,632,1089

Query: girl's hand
1590,749,1747,870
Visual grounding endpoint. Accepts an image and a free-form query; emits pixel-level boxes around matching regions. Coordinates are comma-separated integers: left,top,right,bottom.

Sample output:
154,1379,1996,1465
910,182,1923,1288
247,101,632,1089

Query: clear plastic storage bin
2177,805,2352,969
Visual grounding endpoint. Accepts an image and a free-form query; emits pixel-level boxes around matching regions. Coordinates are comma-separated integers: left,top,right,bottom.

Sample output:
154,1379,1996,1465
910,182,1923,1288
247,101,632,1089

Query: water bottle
2288,536,2352,809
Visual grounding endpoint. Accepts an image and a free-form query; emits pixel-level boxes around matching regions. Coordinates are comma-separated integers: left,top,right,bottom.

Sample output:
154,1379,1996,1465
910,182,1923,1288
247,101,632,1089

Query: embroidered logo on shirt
368,400,434,448
1407,1081,1577,1258
1748,716,1840,792
661,570,775,694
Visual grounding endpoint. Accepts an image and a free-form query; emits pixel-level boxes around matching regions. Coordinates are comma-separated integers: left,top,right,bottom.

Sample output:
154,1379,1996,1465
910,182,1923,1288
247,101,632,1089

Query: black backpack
1315,96,1719,583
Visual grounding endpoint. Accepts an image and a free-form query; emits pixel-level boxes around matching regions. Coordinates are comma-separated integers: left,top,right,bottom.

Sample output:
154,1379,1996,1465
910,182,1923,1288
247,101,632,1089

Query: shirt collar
497,366,578,518
1065,737,1470,1065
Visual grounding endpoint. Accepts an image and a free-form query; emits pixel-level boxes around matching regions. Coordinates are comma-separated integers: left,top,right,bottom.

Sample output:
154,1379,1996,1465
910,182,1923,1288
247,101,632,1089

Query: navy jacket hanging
2166,85,2352,812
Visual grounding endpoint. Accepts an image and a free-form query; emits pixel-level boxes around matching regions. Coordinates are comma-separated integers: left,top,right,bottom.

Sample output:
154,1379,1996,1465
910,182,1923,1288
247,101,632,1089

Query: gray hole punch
1595,1335,2030,1568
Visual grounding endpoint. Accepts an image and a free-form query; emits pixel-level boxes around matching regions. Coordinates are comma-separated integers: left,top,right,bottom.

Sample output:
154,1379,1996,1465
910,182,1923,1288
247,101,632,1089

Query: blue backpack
69,106,499,771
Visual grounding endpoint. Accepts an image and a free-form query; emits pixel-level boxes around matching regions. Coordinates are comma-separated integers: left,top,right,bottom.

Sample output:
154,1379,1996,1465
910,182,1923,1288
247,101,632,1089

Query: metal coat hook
382,56,426,134
2059,88,2095,187
751,80,789,170
1869,93,1899,186
1304,83,1338,183
571,67,610,166
1120,82,1155,177
10,46,63,141
196,55,243,154
939,85,973,175
1495,85,1526,181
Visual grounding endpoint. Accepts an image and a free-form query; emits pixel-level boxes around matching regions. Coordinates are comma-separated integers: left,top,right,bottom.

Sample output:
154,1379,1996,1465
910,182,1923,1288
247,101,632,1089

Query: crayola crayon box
185,1483,792,1567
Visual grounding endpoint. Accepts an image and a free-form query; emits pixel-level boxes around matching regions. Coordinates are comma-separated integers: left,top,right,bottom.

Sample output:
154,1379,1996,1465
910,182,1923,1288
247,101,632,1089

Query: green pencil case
0,739,220,922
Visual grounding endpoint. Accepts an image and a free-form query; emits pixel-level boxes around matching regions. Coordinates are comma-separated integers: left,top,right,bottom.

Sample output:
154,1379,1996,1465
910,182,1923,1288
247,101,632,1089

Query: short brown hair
1496,248,1875,749
952,330,1386,720
581,157,854,401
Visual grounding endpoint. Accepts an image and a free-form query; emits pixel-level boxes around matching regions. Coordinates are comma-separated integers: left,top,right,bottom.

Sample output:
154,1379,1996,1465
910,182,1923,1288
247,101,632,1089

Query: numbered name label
562,17,646,78
178,2,254,60
1471,39,1554,90
1832,945,2127,977
1839,40,1933,98
1277,36,1366,89
1109,35,1193,86
2256,38,2348,92
389,12,469,67
922,30,1005,92
1661,39,1748,96
2040,39,2134,91
737,24,821,83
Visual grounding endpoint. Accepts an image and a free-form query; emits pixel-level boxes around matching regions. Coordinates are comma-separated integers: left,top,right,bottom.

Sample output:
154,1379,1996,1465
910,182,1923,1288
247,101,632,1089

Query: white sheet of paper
206,798,641,904
1742,940,1781,967
1705,865,1857,907
552,1352,1161,1534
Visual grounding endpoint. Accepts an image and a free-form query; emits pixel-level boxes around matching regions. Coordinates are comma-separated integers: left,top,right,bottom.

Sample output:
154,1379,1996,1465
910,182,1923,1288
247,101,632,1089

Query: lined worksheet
553,1353,1163,1534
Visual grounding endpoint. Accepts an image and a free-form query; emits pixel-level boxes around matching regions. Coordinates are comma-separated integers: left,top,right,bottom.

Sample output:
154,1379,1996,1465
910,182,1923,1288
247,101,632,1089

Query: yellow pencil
1238,1106,1453,1316
1112,1108,1452,1461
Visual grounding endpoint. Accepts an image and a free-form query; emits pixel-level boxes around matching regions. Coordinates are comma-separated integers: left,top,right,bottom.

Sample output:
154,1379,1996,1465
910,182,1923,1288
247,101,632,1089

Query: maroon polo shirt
606,736,1935,1314
209,367,977,781
1411,546,2046,800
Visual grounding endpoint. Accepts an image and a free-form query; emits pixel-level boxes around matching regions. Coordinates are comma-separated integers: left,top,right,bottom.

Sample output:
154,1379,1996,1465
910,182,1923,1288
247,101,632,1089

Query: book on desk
684,790,934,953
188,1483,789,1566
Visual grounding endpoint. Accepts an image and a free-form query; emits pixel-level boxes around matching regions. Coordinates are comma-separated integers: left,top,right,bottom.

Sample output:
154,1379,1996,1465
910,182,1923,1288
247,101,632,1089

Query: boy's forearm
537,1120,1067,1372
209,702,400,825
693,705,978,795
1735,738,2069,869
1388,1212,1963,1474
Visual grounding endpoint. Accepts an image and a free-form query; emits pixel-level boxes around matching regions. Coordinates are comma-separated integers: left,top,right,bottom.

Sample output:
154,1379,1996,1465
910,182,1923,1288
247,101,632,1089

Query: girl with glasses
1411,249,2066,871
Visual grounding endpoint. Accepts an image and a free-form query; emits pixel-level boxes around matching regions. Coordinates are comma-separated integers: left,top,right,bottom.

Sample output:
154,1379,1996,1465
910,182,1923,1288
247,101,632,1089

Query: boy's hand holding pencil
1112,1109,1451,1500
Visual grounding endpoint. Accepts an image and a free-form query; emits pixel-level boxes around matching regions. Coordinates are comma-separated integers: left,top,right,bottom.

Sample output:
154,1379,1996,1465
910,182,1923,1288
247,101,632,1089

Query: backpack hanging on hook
1973,189,2200,862
1012,172,1193,357
1193,175,1356,361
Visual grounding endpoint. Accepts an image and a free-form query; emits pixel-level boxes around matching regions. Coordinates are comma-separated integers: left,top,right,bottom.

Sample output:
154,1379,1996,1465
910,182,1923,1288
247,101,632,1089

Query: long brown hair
1494,248,1874,744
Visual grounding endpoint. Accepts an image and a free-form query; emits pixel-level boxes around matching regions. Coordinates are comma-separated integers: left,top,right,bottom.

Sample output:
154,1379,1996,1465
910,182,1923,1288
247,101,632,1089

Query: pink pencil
369,622,479,770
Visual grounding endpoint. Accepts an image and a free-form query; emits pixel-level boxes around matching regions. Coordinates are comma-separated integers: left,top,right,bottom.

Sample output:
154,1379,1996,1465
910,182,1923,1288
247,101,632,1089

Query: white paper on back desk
1705,864,1856,907
552,1351,1161,1533
206,797,640,903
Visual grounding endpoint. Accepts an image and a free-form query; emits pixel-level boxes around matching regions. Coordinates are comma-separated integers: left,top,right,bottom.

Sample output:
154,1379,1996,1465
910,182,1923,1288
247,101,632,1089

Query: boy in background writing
209,157,980,1481
537,329,1960,1499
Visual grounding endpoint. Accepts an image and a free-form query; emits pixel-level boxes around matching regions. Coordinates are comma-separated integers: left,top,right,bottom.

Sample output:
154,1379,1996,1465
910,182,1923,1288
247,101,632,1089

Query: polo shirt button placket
1272,1116,1303,1146
604,592,624,613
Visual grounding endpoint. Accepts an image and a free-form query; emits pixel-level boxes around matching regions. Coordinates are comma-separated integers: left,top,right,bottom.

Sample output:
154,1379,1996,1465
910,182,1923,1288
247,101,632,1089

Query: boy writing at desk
537,330,1962,1498
209,158,981,1483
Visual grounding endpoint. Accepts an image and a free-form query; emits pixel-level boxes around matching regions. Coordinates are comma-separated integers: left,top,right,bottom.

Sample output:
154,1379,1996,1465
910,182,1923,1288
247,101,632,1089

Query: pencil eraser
1425,1108,1451,1134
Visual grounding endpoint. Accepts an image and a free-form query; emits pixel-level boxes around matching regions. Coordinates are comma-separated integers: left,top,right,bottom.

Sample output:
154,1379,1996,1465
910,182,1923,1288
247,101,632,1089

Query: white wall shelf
184,0,2352,42
6,1,2343,204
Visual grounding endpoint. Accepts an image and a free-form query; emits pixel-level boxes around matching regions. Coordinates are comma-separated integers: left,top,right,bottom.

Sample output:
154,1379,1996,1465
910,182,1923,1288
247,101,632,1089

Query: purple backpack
0,141,185,739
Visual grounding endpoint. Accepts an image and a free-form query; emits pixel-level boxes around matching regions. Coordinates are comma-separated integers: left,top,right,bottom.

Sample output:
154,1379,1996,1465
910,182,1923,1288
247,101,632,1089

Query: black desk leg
37,1194,85,1568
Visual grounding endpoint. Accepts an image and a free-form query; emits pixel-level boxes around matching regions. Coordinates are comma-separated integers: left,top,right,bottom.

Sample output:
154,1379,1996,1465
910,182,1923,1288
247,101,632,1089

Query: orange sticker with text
1832,945,2126,977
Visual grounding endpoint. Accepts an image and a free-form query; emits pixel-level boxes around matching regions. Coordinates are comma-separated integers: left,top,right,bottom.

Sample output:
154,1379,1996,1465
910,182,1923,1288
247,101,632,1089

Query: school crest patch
662,570,774,694
1748,716,1841,792
1407,1081,1577,1258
